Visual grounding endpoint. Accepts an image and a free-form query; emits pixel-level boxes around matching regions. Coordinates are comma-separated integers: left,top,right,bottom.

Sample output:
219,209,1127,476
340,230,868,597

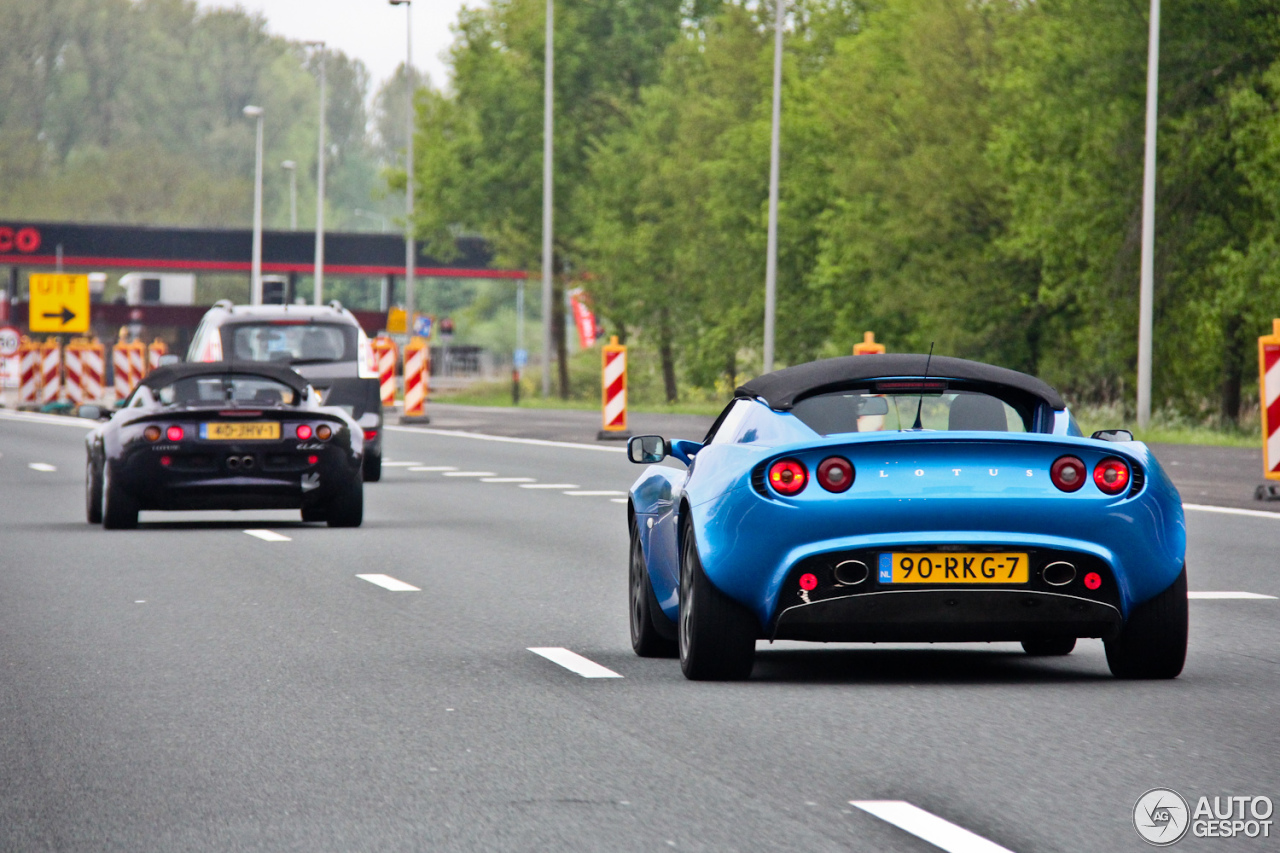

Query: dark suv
187,301,383,481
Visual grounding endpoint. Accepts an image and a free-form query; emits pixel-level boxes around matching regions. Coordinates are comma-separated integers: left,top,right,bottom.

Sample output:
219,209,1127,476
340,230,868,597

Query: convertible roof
141,361,311,395
735,354,1066,411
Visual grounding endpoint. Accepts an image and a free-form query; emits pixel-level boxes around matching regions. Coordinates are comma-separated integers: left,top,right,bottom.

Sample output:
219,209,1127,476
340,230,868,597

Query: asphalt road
2,408,1278,852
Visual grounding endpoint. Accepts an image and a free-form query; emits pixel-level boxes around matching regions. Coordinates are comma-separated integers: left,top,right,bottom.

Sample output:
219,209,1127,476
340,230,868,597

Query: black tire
629,522,678,658
101,463,138,530
1022,637,1076,656
363,451,382,482
85,456,103,524
326,477,364,528
1105,567,1188,679
300,505,327,523
678,518,757,680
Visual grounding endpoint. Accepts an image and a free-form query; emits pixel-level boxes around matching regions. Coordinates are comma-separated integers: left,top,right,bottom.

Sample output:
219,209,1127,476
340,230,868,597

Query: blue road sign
514,348,528,368
413,315,432,337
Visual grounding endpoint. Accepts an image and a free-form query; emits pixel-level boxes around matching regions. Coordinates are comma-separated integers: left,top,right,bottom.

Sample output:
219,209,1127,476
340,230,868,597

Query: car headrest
948,394,1007,431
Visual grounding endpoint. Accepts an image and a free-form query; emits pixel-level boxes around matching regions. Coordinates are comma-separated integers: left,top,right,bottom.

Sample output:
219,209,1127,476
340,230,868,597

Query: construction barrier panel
128,339,147,384
18,337,39,407
402,337,430,423
39,338,61,407
598,335,630,440
148,339,168,371
112,339,146,401
64,338,106,406
854,331,886,355
1260,319,1280,485
372,335,398,408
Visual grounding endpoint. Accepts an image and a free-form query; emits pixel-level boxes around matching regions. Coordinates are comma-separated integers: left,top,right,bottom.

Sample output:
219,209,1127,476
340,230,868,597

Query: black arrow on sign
42,307,76,325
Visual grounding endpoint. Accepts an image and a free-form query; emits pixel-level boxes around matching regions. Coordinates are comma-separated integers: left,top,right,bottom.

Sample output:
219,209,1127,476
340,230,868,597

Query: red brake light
799,573,818,591
1050,455,1086,492
296,424,313,440
166,425,184,442
307,455,319,465
364,429,378,441
768,458,808,496
1093,457,1130,495
817,456,854,493
1084,572,1102,590
160,456,172,466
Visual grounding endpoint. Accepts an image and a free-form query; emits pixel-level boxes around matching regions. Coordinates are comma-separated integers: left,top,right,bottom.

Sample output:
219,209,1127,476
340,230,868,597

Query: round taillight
160,456,172,467
1084,572,1102,590
817,456,854,493
316,424,332,441
307,455,319,465
166,425,184,442
799,573,818,591
144,425,162,442
768,458,808,496
1050,455,1086,492
296,424,313,440
1093,457,1130,495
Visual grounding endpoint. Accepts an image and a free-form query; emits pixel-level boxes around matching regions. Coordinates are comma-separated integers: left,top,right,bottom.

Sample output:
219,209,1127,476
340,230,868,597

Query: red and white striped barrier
39,339,61,406
402,337,429,422
112,342,132,401
82,341,105,403
129,340,146,384
63,339,106,405
17,338,39,407
373,336,398,407
1261,319,1280,482
148,339,168,371
63,343,84,405
599,335,629,439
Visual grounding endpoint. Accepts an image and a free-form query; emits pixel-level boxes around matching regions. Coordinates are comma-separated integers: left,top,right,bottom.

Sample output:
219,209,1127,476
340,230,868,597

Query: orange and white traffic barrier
17,337,39,407
81,339,105,403
147,338,168,371
1260,319,1280,486
112,339,145,401
63,341,84,405
372,335,398,407
599,335,630,439
63,338,106,405
402,337,430,422
128,339,147,383
39,338,61,407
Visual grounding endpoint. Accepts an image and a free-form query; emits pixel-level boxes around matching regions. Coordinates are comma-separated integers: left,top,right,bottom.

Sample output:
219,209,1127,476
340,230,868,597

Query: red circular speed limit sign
0,325,20,357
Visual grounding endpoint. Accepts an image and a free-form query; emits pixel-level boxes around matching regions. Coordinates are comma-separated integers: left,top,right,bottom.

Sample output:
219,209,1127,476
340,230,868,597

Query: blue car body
629,355,1185,646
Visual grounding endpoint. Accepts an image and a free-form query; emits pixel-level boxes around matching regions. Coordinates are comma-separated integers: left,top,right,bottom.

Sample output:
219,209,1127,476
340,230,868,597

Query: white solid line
481,477,536,483
244,529,291,542
408,465,458,472
1184,503,1280,519
564,490,628,497
519,483,580,489
28,462,57,472
850,801,1016,853
385,424,626,454
0,409,97,429
441,471,498,477
527,647,622,678
1189,591,1277,600
356,573,421,592
611,498,629,504
382,461,424,467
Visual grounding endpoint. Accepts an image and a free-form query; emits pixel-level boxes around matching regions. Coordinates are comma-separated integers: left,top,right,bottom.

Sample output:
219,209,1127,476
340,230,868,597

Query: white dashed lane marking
1184,504,1280,520
28,463,57,472
564,490,628,497
611,498,629,504
850,801,1016,853
357,574,420,591
1189,591,1277,600
481,477,536,483
244,529,291,542
527,648,623,678
519,483,580,490
381,461,423,467
442,471,497,477
409,465,458,472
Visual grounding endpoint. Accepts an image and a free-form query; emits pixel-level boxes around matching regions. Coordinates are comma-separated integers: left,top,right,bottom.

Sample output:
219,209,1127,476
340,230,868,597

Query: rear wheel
101,464,138,530
1022,637,1076,656
678,518,757,680
362,451,382,482
629,521,677,658
85,456,103,524
1105,567,1188,679
326,477,364,528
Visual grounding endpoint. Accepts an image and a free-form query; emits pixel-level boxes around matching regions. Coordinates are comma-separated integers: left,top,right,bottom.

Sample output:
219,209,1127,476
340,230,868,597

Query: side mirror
77,404,102,421
1091,429,1134,443
628,434,667,464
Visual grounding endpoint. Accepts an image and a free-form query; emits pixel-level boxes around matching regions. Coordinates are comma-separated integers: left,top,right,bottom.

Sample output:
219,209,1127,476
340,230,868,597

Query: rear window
224,323,356,365
791,389,1028,435
155,375,300,407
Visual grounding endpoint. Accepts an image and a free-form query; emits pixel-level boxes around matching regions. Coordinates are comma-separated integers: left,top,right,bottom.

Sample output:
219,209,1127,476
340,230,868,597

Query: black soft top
735,354,1066,411
141,361,311,395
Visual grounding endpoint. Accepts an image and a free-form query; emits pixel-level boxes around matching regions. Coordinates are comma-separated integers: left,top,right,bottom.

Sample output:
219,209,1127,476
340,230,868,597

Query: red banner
569,289,598,349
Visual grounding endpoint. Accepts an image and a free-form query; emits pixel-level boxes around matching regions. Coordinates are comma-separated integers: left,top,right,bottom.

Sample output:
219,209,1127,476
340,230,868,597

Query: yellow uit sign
29,273,90,334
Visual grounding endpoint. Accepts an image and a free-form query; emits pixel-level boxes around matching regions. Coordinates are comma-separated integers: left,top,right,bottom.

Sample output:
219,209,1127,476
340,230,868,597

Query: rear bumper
771,589,1122,643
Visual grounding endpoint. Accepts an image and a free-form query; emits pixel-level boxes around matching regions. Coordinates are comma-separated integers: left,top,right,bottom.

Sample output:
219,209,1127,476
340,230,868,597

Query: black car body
186,301,384,481
85,362,364,528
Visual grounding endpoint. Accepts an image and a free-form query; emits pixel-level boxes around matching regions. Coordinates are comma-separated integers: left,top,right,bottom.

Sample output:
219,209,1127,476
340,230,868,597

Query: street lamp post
305,41,327,306
541,0,553,396
244,105,265,306
762,0,783,375
282,160,297,230
390,0,416,327
1137,0,1160,429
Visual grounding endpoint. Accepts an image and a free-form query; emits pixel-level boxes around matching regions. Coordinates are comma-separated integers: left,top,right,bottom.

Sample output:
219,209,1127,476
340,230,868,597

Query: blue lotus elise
625,354,1187,681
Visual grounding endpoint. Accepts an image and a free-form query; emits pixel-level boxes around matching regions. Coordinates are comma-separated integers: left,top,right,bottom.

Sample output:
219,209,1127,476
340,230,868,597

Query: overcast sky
193,0,470,93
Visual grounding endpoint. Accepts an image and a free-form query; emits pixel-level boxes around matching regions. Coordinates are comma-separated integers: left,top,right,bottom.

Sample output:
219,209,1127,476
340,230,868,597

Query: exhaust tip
834,559,869,586
241,455,255,470
1042,561,1076,586
226,456,241,470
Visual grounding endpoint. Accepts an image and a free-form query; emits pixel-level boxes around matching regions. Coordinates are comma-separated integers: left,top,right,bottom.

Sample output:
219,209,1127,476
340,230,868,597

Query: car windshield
791,389,1028,434
226,323,355,365
154,375,300,407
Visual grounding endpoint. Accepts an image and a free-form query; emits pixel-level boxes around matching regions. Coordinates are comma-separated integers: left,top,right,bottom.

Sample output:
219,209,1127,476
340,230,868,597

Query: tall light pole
541,0,554,396
282,160,297,229
244,105,265,305
390,0,416,326
761,0,784,375
1137,0,1160,428
305,41,327,305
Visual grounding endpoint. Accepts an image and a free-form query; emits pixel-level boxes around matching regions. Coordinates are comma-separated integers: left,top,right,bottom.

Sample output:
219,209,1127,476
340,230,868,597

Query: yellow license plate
882,552,1029,584
200,421,280,441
